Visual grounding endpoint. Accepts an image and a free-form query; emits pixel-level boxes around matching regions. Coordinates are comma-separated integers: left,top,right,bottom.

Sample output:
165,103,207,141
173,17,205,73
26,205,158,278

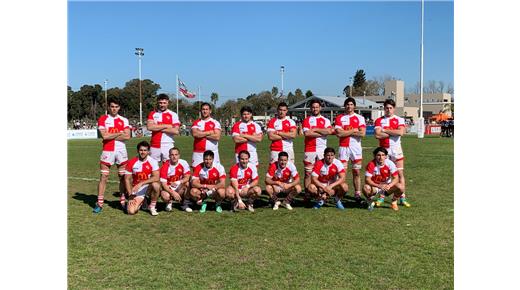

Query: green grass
68,135,453,289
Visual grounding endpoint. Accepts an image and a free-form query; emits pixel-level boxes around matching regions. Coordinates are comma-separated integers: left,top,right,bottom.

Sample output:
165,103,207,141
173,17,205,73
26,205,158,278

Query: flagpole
198,86,201,118
176,74,179,116
417,0,425,138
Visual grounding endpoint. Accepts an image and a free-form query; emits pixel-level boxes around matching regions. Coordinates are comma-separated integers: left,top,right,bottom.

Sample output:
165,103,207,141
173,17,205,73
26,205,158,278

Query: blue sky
68,1,453,105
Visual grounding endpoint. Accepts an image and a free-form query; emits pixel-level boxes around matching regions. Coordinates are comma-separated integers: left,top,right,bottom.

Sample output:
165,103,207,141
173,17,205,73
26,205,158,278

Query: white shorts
387,145,404,162
100,149,128,166
338,146,363,163
192,151,220,167
235,151,258,166
151,144,174,162
169,182,181,192
134,184,150,197
303,151,324,171
270,148,295,164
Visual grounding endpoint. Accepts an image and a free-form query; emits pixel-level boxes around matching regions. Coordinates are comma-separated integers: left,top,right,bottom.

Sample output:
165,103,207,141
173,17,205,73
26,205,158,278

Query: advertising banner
67,129,98,139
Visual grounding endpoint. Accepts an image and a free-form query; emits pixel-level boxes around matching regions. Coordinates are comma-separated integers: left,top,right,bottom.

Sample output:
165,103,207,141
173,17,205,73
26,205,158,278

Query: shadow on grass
72,192,97,208
72,192,125,212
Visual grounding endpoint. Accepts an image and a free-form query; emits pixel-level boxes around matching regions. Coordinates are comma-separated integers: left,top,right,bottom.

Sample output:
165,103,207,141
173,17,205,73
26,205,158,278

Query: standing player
226,151,262,212
307,147,348,210
191,102,222,167
231,106,263,166
147,94,180,163
159,147,191,212
124,141,161,216
374,99,410,207
302,100,333,190
267,102,297,164
334,97,366,202
189,150,227,213
94,98,131,214
363,147,404,211
265,151,302,211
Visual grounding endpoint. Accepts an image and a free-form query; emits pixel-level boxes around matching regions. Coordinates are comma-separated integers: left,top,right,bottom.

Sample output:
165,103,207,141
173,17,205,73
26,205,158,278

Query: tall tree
286,92,296,105
365,80,382,96
343,85,351,97
352,69,367,96
305,90,313,98
121,78,161,120
210,92,219,107
271,86,279,98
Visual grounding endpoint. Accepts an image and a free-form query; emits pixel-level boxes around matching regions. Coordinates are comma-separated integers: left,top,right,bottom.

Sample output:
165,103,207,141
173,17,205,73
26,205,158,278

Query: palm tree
210,92,219,107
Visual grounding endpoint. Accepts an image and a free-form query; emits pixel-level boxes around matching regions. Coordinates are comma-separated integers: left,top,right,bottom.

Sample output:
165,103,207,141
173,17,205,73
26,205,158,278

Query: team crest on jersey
212,172,217,177
144,164,150,170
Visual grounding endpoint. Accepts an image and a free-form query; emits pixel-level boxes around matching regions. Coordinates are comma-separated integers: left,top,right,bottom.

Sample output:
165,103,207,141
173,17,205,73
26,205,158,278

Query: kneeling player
159,147,191,212
363,147,404,211
124,141,161,216
189,150,226,213
307,147,348,210
226,150,262,212
265,151,302,211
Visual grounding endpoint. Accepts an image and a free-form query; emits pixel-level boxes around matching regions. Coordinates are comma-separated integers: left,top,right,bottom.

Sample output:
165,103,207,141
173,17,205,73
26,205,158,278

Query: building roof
289,95,382,111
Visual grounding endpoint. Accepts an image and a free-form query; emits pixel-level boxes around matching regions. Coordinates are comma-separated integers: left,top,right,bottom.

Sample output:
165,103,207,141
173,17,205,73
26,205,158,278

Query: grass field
68,134,453,289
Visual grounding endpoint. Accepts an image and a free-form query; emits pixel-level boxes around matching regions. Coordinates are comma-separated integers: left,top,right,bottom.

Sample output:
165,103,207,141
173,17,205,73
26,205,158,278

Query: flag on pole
178,78,196,98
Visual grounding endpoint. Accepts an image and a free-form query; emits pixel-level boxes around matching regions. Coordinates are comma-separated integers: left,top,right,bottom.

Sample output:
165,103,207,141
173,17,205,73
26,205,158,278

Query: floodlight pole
135,48,144,126
418,0,425,138
104,79,108,115
280,65,285,97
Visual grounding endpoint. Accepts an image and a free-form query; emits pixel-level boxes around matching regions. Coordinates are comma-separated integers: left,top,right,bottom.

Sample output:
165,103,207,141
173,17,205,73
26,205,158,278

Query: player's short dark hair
203,150,214,159
383,99,396,108
137,141,150,151
278,151,289,159
324,147,335,155
157,93,169,101
310,99,322,107
240,106,253,114
107,97,120,106
277,102,288,109
200,102,212,110
169,147,180,154
238,150,250,158
344,97,356,107
373,147,388,156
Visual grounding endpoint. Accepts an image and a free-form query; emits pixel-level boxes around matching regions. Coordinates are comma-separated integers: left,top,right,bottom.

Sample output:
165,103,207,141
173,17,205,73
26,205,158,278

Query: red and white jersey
266,161,299,183
192,163,226,185
303,115,332,153
229,163,259,189
267,117,297,152
97,114,130,151
365,159,398,184
191,117,221,153
159,159,191,186
147,109,180,148
125,156,159,187
335,113,366,147
231,120,263,154
374,115,405,148
311,158,345,183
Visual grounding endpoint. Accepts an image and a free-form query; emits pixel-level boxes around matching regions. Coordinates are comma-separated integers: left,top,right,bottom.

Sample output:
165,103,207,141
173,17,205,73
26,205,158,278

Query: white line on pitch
68,176,119,183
